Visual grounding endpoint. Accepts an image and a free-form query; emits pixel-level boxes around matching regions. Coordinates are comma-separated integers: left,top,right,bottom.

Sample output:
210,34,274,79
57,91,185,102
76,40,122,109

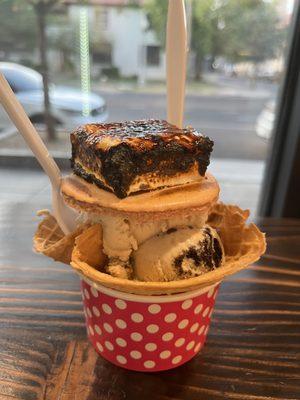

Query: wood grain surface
0,200,299,400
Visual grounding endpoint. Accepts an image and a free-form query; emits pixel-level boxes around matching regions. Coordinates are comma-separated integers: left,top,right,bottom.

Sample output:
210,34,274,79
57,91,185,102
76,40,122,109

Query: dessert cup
80,277,219,371
34,202,266,370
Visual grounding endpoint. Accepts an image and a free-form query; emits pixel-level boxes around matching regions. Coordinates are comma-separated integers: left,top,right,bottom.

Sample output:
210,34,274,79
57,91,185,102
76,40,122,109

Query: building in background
66,0,166,82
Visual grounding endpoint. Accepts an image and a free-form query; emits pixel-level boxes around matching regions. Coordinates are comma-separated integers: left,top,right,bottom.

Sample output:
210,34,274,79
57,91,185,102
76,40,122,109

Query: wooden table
0,200,300,400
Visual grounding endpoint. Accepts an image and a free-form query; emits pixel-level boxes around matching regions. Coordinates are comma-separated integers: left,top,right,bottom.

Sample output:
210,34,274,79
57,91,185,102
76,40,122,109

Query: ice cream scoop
132,226,224,282
61,173,219,272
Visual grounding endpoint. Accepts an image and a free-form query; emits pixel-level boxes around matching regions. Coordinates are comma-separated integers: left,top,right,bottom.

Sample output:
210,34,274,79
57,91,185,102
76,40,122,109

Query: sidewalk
53,72,275,98
0,158,264,216
210,158,265,216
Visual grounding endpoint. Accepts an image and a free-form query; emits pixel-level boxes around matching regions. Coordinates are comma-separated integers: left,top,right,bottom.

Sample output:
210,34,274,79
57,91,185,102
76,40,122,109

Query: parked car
255,100,275,140
0,63,108,134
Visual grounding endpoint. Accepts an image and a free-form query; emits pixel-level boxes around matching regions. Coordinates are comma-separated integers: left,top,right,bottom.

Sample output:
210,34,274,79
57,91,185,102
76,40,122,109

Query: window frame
146,45,161,67
259,1,300,218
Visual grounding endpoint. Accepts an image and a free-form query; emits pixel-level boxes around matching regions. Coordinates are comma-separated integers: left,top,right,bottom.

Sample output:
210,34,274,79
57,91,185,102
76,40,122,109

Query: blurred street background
0,0,295,214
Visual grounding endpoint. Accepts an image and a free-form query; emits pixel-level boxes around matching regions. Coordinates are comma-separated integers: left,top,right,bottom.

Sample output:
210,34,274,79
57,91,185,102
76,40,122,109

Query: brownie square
71,119,213,198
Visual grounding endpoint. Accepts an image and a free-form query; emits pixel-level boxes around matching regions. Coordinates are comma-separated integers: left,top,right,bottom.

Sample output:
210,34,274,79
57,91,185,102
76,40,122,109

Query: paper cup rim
81,275,219,303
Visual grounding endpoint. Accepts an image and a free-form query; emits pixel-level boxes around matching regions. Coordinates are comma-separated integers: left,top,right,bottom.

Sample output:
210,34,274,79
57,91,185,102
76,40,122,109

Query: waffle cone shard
72,224,107,270
208,203,251,256
34,203,266,295
33,210,88,265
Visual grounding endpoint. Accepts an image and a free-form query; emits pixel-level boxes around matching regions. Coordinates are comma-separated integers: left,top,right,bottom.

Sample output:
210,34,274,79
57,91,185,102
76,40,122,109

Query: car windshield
0,65,42,93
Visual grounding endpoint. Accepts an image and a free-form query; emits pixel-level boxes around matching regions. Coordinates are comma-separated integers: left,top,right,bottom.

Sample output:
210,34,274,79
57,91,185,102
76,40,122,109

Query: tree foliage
220,0,284,63
146,0,286,78
0,0,37,55
0,0,63,140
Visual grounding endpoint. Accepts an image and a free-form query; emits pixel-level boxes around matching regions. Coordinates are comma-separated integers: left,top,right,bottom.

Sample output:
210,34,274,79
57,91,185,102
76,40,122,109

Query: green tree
25,0,64,141
221,0,284,64
146,0,285,80
0,1,37,57
146,0,224,79
0,0,63,140
48,21,77,74
191,0,220,79
145,0,168,42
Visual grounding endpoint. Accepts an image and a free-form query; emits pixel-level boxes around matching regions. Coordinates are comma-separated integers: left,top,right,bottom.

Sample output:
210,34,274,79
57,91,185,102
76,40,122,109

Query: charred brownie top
71,119,214,198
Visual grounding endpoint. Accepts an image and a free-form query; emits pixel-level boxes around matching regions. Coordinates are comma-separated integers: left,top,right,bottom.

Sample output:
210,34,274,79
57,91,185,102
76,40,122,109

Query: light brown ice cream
132,226,224,282
62,173,220,279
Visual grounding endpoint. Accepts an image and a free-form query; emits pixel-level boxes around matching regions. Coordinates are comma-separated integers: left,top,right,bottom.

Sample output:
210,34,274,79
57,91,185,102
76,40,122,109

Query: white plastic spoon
0,72,77,234
166,0,187,128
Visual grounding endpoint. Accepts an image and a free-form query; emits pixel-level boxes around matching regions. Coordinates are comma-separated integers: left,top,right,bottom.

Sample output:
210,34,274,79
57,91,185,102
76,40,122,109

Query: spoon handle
166,0,187,128
0,72,61,188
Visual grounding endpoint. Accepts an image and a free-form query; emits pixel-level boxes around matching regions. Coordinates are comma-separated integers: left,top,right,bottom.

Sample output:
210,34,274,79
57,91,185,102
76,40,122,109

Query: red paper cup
81,278,219,372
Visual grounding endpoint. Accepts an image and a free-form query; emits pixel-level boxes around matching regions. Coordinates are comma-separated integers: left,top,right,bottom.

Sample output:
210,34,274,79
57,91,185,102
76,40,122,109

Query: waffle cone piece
34,203,266,295
72,224,107,269
33,210,88,265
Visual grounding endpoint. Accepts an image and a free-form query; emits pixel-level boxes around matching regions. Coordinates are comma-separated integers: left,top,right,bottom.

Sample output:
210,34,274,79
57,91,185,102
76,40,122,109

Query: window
92,43,112,64
0,0,297,216
95,8,109,31
146,46,160,66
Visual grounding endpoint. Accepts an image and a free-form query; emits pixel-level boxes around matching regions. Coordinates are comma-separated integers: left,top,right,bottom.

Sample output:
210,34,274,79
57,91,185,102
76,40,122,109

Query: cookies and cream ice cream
77,210,212,280
62,119,224,282
133,226,224,282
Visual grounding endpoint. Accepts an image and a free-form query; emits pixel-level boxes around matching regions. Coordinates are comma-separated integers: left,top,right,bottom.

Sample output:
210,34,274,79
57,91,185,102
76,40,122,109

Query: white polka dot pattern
94,324,102,335
194,342,201,353
91,287,99,298
116,355,127,365
148,304,161,314
203,306,210,317
130,350,142,359
81,280,219,372
96,342,103,352
115,299,127,310
147,324,159,334
172,355,182,365
164,313,177,323
198,325,205,336
162,332,174,342
182,299,193,310
116,338,127,347
194,304,203,314
144,360,155,369
178,319,189,329
102,304,112,315
175,338,185,347
102,304,112,314
116,319,127,329
145,343,157,351
190,322,199,333
92,306,100,317
131,332,143,342
103,323,113,333
160,350,171,359
186,340,195,351
105,341,114,351
131,313,143,323
86,308,92,318
88,325,94,336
